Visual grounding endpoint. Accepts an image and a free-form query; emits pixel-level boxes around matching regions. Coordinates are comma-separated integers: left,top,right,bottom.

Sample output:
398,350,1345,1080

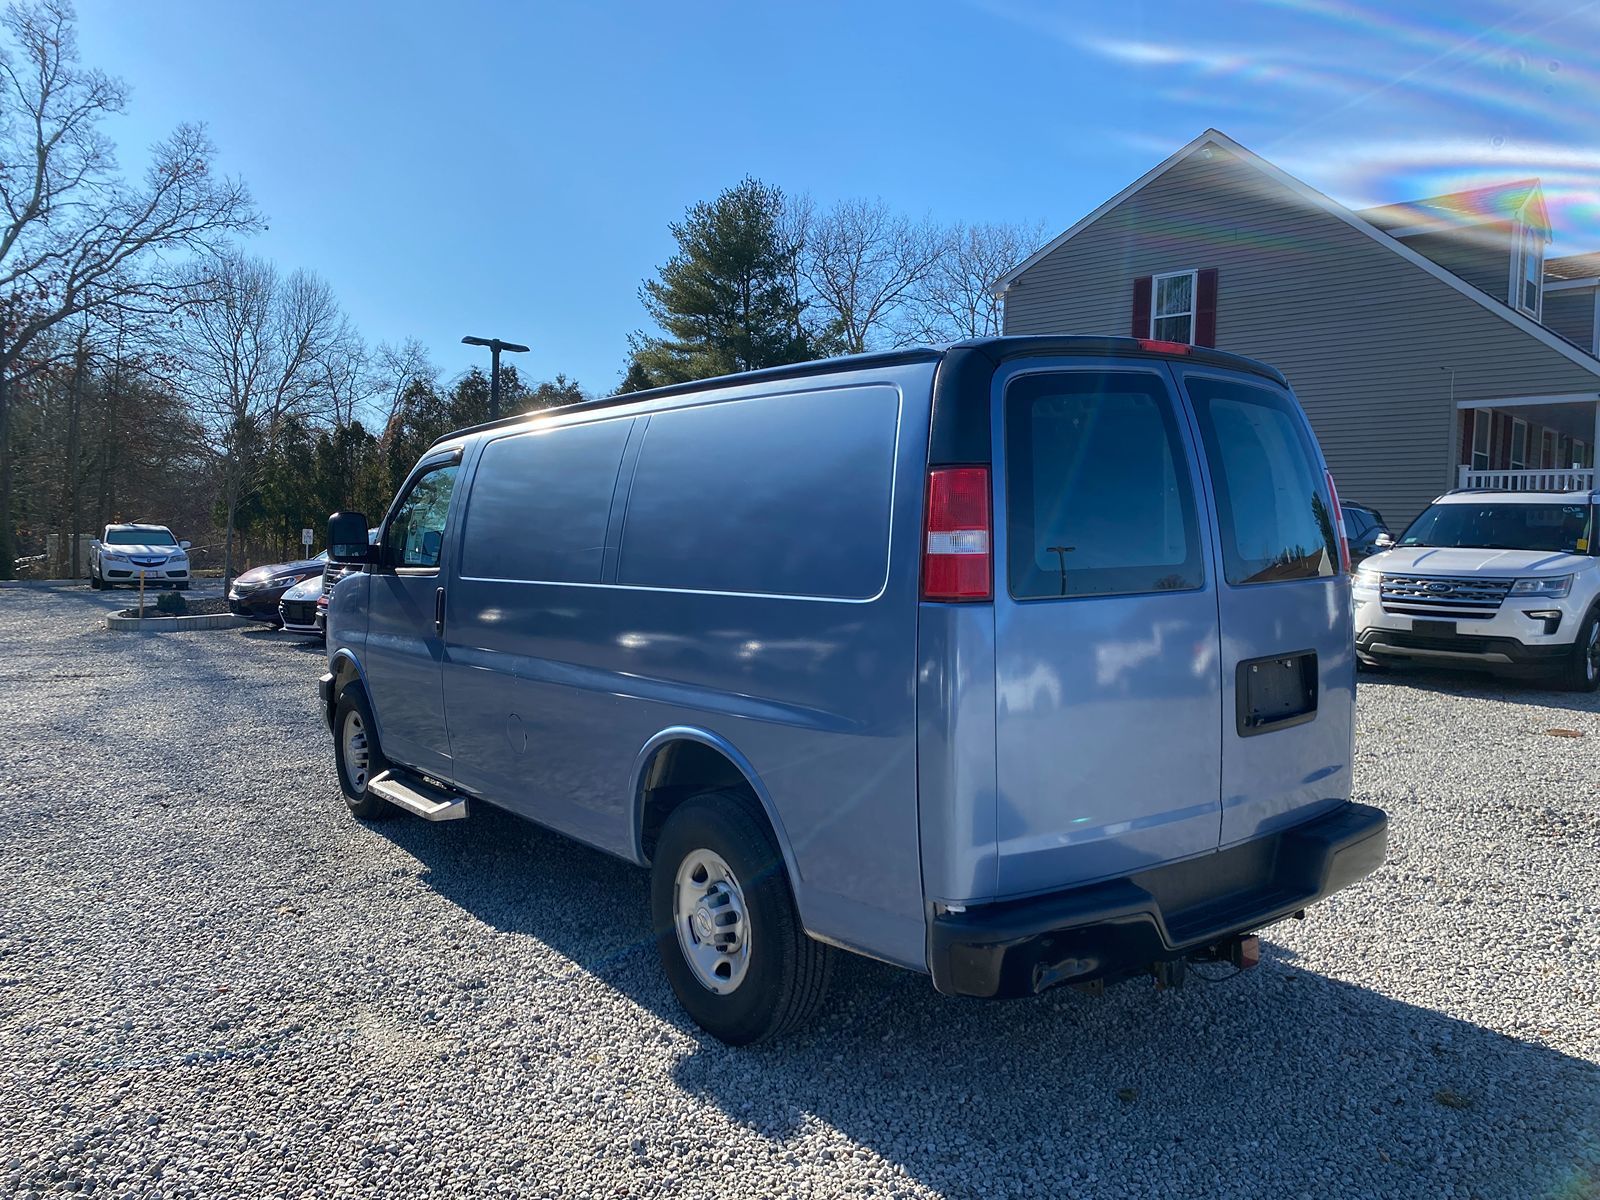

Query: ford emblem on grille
1426,582,1450,593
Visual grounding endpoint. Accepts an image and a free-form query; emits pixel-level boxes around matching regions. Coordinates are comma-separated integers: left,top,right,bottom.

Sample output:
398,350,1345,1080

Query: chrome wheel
1586,621,1599,684
673,848,750,994
341,710,371,793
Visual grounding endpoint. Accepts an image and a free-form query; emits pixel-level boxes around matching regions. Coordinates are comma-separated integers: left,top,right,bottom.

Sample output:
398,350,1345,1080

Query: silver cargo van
319,336,1386,1045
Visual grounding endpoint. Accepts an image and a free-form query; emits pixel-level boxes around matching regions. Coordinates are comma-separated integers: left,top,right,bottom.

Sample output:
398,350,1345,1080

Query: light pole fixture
461,335,530,420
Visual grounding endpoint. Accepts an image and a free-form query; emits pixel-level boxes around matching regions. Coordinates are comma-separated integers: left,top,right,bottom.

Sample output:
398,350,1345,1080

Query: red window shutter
1194,268,1219,347
1131,276,1152,338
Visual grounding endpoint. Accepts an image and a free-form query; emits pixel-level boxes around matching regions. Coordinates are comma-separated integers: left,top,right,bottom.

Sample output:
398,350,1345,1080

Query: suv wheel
651,790,832,1045
333,686,393,819
1558,610,1600,692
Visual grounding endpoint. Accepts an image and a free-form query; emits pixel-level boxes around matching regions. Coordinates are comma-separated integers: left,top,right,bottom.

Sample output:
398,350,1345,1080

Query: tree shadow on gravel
378,805,1600,1200
1360,665,1600,716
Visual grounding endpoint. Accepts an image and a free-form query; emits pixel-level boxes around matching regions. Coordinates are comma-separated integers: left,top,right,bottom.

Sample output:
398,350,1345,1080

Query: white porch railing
1457,466,1595,491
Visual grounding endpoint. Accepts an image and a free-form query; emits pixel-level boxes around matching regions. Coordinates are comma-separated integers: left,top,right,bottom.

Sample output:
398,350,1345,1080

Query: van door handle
434,586,445,635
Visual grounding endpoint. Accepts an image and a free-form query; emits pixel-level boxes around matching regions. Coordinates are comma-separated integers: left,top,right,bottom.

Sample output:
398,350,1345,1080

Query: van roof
429,336,1290,450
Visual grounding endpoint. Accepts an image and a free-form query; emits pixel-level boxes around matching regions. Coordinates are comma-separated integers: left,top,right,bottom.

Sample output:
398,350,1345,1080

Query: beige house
994,129,1600,525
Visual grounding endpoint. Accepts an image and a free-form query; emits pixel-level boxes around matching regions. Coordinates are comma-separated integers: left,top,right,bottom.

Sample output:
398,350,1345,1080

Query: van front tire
651,790,832,1045
333,686,393,820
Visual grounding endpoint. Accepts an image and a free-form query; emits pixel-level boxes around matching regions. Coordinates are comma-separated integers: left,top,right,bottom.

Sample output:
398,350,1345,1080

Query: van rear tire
651,790,832,1045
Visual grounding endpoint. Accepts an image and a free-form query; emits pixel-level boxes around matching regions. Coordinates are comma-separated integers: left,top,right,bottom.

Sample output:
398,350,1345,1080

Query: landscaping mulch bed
115,596,232,619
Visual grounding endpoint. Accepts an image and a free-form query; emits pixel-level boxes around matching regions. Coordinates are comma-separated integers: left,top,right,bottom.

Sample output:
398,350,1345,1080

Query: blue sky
76,0,1599,395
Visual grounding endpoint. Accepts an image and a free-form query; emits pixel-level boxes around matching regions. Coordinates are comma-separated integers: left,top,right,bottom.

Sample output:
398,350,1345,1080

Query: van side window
384,463,459,569
1003,371,1203,600
1186,377,1337,585
618,386,899,599
460,419,634,584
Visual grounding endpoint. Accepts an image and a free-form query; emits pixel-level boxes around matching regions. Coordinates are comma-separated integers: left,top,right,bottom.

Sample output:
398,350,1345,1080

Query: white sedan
89,523,191,590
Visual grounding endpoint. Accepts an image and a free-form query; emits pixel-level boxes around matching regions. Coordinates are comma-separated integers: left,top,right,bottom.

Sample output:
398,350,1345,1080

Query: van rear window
1003,371,1203,600
1186,376,1336,585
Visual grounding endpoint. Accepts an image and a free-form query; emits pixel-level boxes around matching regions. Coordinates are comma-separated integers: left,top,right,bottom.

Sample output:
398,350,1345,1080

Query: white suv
89,523,192,590
1354,490,1600,690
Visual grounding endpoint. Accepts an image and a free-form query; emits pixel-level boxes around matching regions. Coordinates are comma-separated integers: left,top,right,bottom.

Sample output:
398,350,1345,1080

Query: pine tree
626,178,812,387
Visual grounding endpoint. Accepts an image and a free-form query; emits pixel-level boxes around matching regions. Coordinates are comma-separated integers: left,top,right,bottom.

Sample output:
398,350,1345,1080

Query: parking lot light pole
461,336,530,421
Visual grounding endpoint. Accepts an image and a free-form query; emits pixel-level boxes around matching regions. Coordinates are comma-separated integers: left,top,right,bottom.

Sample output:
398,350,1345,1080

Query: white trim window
1471,409,1492,471
1510,219,1545,318
1542,428,1555,469
1150,270,1197,343
1577,439,1590,470
1510,417,1528,470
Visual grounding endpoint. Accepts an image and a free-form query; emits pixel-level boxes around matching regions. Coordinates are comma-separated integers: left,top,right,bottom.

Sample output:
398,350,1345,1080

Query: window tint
384,463,459,569
1004,371,1203,600
460,419,632,583
1187,377,1336,585
618,386,899,599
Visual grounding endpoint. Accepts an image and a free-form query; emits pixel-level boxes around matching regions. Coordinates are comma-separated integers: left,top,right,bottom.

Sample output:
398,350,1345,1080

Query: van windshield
1399,502,1593,554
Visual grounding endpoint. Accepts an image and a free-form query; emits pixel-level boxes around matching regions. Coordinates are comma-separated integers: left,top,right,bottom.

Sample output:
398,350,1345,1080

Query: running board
368,770,469,821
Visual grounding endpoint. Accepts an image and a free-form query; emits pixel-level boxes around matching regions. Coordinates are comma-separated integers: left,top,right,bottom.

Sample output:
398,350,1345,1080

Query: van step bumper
929,802,1386,999
368,769,469,821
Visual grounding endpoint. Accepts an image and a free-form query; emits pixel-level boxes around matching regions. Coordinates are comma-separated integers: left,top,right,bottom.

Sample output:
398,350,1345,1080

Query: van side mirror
329,512,374,563
1374,532,1395,549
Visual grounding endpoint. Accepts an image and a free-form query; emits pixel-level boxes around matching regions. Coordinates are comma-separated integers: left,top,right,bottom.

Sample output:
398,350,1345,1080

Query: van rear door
990,361,1224,898
1179,370,1353,846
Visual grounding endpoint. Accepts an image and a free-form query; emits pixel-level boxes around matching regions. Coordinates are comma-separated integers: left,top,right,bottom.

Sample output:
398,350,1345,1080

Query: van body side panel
988,359,1227,899
914,603,999,904
442,416,638,847
438,366,934,970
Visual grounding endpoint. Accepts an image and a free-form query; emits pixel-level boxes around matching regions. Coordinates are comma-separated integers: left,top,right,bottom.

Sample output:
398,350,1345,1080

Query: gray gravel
1,579,1597,1199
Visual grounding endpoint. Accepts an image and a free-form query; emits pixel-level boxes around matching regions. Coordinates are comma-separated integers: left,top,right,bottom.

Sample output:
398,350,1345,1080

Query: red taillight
922,466,992,601
1324,468,1351,574
1137,338,1192,355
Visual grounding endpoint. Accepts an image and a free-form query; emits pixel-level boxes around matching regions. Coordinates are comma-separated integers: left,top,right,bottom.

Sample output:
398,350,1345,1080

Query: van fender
326,648,382,744
627,726,803,888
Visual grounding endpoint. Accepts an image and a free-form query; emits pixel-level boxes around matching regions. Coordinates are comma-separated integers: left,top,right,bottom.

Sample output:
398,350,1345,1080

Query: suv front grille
1379,574,1513,619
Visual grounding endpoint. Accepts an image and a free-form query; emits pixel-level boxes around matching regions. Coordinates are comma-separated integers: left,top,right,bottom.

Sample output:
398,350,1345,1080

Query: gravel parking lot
1,580,1597,1199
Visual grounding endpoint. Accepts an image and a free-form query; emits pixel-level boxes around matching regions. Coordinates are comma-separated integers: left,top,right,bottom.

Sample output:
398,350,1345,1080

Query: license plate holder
1412,619,1457,638
1235,651,1318,737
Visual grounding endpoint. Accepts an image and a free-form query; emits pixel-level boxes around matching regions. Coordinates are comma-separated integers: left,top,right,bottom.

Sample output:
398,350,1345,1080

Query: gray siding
1544,288,1597,353
1001,147,1600,525
1403,225,1514,303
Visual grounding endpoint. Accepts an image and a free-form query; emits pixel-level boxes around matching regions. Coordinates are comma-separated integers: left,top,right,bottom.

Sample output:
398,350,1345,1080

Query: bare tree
0,0,258,573
369,337,437,433
174,251,349,582
901,220,1046,344
801,197,946,354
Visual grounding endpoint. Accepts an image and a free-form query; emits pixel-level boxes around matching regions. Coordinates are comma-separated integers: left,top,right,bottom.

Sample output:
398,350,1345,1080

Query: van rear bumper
928,802,1386,999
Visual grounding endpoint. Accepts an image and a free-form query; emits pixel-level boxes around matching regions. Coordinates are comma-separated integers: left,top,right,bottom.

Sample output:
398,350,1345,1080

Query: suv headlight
1510,574,1573,598
1354,564,1382,588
